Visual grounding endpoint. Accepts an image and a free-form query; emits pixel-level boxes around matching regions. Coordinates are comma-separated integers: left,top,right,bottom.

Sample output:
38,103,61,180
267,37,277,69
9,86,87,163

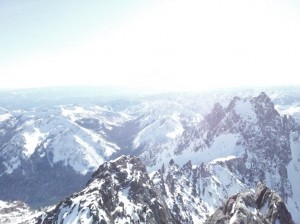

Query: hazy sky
1,0,300,91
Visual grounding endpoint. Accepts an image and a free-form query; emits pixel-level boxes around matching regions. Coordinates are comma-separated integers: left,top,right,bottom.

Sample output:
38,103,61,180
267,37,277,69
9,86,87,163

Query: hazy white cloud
1,0,300,90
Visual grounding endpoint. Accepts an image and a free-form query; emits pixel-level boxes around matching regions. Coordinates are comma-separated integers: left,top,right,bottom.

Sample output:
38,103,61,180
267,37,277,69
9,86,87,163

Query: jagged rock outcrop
143,92,300,221
0,155,293,224
1,91,299,223
39,156,175,224
151,158,247,223
37,157,295,224
205,182,294,224
181,93,297,204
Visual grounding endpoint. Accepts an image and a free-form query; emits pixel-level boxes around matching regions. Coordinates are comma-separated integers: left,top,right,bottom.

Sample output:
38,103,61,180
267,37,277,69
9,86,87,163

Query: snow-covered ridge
3,155,294,224
0,105,131,175
0,88,300,220
0,98,204,207
40,156,174,224
140,92,300,221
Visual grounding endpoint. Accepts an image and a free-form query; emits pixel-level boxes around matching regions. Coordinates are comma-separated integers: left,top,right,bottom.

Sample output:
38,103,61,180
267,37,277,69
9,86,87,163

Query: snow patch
234,99,257,122
23,128,47,157
287,133,300,221
229,211,238,224
0,113,11,122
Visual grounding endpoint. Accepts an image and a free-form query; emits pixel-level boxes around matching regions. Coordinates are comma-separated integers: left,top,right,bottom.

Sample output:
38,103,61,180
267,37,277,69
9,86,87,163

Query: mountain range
0,87,300,223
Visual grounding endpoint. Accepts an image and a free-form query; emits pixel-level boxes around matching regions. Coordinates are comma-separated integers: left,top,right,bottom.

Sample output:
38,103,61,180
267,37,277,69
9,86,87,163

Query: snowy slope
140,92,300,221
287,132,300,221
19,155,294,224
0,97,204,207
128,100,201,151
150,159,246,223
0,105,129,175
1,88,300,221
0,105,134,207
0,200,41,224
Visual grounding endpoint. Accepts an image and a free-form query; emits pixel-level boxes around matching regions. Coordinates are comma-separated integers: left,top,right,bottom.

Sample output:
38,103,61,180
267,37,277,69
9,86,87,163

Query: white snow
229,211,238,224
276,105,300,122
167,113,184,138
133,114,183,149
287,133,300,221
0,200,42,224
182,133,242,166
51,132,105,174
146,132,243,173
74,135,104,166
0,200,9,208
0,113,11,122
234,100,257,122
230,202,236,214
23,128,47,157
210,156,237,165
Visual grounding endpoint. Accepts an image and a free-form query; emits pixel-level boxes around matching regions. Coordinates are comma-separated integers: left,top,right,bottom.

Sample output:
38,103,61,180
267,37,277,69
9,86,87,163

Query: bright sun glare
0,0,300,91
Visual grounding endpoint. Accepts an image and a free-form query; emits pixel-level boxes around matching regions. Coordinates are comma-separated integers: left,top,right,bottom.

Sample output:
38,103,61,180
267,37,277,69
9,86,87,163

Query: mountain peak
257,91,269,99
41,155,175,223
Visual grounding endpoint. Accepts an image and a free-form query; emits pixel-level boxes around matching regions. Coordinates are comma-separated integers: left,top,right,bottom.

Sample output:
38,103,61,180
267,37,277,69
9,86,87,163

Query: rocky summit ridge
205,182,293,224
0,91,299,223
36,156,294,224
39,156,175,224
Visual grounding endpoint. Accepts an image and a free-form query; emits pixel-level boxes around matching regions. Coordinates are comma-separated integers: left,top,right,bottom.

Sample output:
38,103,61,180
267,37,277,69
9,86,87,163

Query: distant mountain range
0,86,300,223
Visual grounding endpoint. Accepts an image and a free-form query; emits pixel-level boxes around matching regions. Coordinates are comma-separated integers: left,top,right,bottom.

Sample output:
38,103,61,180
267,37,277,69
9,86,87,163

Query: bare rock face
205,182,294,224
255,183,294,224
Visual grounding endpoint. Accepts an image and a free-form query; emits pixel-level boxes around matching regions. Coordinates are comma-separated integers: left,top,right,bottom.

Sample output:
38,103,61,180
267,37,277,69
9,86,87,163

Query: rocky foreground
0,156,294,223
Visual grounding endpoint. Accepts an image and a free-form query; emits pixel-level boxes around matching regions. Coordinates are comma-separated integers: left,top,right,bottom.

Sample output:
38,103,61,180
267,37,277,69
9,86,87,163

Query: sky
0,0,300,91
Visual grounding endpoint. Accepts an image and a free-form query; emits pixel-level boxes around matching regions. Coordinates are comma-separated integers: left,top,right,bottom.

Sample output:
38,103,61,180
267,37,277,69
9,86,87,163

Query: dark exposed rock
205,182,294,224
39,155,175,224
178,92,296,200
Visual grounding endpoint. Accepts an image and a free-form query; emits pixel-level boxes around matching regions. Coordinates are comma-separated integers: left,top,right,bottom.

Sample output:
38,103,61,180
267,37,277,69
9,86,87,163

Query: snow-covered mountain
1,105,129,175
1,156,292,224
0,200,41,224
39,156,175,224
0,87,300,223
0,105,133,207
142,92,300,221
0,97,202,207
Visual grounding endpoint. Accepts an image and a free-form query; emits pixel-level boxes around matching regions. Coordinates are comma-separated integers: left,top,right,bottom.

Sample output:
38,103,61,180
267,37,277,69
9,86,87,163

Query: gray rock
205,182,294,224
39,156,176,224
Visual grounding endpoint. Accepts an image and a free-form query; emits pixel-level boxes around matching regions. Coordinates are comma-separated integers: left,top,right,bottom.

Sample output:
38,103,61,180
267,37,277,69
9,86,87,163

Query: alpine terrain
0,87,300,223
